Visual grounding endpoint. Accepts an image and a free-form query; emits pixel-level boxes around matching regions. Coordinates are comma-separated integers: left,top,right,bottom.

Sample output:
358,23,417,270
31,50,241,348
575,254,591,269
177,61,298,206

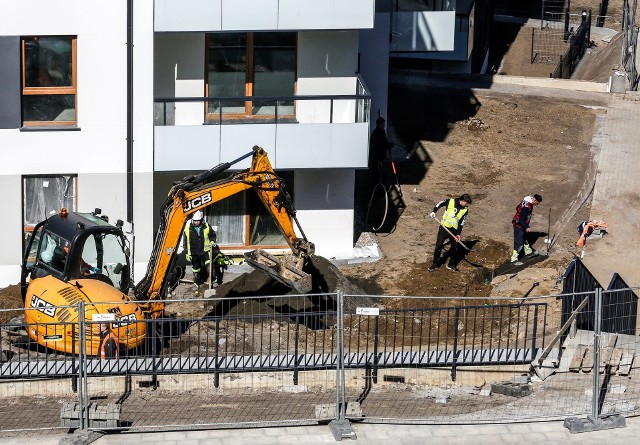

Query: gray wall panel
0,36,21,129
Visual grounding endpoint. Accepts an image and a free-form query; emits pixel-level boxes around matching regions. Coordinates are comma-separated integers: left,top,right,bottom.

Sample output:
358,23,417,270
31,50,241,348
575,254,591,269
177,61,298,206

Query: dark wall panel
0,36,21,129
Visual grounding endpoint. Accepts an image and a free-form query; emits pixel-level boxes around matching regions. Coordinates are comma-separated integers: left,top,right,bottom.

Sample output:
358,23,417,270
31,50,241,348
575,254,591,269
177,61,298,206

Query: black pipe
126,0,134,224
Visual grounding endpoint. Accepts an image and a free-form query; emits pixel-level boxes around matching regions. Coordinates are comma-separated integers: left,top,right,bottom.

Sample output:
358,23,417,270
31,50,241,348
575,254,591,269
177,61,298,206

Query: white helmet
193,210,204,220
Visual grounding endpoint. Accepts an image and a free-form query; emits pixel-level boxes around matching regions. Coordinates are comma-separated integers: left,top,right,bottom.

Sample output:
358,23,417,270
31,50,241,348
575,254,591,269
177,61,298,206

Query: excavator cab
20,209,145,356
21,209,131,301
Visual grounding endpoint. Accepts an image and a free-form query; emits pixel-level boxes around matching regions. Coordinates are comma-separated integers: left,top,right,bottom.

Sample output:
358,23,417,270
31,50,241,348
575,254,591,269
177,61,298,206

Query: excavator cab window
73,231,130,292
38,231,71,273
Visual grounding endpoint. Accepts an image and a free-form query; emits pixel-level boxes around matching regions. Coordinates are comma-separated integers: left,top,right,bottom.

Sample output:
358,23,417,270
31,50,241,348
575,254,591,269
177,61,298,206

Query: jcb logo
183,193,212,213
113,313,137,328
30,295,57,317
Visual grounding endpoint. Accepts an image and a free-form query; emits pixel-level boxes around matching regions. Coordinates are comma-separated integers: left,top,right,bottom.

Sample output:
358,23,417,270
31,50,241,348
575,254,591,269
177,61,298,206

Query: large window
202,171,295,248
21,36,77,126
205,32,296,120
23,175,77,234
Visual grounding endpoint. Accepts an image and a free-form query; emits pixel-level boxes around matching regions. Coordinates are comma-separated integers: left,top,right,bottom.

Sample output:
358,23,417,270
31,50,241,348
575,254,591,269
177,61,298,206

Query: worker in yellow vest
183,210,222,291
428,194,472,272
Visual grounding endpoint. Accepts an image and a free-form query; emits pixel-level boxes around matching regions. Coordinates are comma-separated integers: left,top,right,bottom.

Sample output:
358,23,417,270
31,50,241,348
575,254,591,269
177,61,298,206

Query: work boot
428,263,438,272
446,264,459,272
510,250,519,263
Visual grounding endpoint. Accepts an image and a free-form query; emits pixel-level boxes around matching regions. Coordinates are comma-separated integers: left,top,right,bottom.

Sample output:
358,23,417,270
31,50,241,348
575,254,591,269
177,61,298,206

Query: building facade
0,1,379,287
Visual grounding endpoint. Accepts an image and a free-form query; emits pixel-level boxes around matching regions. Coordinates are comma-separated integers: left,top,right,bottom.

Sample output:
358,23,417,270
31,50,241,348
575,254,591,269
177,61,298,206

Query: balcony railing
154,78,371,127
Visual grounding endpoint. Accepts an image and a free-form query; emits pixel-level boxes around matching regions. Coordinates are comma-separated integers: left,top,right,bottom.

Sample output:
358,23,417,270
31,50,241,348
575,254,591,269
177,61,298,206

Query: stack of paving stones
60,402,120,429
491,376,532,397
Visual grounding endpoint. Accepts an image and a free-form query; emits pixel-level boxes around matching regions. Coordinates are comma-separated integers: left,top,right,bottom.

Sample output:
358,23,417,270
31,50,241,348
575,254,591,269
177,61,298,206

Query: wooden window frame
204,32,297,122
21,36,78,127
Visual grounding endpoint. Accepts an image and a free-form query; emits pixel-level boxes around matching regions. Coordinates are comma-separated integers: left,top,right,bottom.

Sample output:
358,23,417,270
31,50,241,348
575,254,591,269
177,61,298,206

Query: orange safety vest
100,331,119,359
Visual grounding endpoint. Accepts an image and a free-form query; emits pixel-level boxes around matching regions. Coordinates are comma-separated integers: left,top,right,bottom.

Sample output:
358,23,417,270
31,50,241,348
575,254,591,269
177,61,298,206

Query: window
23,175,77,234
201,171,295,248
205,32,296,120
21,36,77,126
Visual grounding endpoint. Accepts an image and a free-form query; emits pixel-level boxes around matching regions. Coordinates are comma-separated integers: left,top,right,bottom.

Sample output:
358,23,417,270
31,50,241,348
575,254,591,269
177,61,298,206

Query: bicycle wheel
366,182,389,232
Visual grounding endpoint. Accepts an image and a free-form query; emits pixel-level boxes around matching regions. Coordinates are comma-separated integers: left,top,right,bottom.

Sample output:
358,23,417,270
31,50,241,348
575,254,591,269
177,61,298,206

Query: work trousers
191,252,210,286
513,226,535,253
433,225,459,267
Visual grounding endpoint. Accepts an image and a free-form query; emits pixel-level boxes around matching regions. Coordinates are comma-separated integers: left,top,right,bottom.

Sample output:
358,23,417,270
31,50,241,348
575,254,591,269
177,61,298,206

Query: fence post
372,315,380,384
78,302,88,431
531,304,539,352
214,319,220,388
328,290,357,440
451,308,460,382
71,322,78,393
293,315,300,385
531,28,535,64
592,287,602,418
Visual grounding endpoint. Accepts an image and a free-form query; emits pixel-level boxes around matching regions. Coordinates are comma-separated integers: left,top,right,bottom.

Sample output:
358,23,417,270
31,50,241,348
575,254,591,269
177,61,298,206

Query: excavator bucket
244,249,313,293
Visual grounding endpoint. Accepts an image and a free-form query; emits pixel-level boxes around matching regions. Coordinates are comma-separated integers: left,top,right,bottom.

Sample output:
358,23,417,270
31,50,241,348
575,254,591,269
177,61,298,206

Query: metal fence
1,288,639,435
550,13,592,79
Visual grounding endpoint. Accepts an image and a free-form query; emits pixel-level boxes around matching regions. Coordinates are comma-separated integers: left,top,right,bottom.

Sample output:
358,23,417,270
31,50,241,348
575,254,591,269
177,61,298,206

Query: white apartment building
0,1,384,288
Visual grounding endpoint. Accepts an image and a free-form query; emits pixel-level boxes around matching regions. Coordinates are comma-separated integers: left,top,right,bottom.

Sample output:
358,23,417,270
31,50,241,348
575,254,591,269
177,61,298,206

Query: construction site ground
2,20,640,441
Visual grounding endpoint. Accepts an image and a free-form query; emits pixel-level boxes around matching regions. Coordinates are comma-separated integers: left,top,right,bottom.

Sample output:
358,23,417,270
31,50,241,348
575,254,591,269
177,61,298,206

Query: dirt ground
345,80,606,306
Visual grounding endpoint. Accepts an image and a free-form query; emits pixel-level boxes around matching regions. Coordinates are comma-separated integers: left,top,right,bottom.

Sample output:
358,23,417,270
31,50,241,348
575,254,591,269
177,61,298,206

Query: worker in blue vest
428,194,472,272
183,210,222,289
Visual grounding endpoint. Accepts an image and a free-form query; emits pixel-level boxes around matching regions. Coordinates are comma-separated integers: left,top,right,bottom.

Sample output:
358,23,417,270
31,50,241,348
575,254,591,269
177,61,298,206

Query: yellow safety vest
184,223,213,256
441,199,467,229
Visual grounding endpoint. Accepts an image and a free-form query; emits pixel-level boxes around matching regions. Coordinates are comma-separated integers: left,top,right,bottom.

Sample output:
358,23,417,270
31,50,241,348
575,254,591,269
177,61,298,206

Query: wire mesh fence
1,287,639,433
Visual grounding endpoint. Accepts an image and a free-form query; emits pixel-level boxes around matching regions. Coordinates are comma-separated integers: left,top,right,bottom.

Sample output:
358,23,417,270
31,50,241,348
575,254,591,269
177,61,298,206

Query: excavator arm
134,146,314,314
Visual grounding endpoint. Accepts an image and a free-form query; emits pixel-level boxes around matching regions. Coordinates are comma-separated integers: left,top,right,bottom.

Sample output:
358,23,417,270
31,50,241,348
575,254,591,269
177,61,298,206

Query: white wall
0,1,156,288
294,169,355,260
155,0,374,32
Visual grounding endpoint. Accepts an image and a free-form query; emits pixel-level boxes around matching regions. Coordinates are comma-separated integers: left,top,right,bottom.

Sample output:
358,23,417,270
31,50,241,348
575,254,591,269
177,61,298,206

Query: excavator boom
134,146,314,310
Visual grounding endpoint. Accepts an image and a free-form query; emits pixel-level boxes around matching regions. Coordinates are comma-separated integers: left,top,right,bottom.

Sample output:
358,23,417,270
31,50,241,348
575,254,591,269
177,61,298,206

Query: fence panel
595,287,640,417
2,285,640,432
338,294,604,423
0,306,80,433
82,294,340,432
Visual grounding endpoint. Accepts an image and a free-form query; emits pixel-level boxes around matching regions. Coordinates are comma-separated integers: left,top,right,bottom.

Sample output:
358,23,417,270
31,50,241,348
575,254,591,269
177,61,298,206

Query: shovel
430,214,472,251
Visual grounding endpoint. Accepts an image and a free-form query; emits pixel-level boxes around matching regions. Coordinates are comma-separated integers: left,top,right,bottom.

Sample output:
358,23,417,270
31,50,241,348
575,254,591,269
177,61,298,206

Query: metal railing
1,288,639,433
154,77,371,126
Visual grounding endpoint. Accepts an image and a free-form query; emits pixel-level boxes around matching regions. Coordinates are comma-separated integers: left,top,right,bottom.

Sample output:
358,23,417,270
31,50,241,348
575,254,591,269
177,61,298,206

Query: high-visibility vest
441,199,467,229
184,222,213,255
100,331,119,359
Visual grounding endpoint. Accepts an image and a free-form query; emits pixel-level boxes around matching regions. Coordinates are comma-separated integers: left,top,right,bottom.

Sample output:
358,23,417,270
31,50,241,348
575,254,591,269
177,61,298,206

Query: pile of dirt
0,285,24,323
204,255,373,316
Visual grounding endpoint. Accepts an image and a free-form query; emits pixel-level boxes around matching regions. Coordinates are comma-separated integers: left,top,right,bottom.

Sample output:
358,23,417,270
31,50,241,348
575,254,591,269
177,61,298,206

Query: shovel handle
431,215,471,251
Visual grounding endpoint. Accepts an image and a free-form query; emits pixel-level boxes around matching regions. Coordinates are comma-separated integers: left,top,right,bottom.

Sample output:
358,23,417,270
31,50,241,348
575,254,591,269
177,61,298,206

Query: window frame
21,35,78,127
204,32,297,122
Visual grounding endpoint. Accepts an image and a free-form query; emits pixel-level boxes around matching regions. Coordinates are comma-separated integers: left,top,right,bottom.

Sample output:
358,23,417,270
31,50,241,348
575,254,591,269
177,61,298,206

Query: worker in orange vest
99,322,119,359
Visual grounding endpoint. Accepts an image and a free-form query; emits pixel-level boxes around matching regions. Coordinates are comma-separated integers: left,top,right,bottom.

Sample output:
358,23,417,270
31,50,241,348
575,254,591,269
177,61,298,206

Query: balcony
154,77,371,171
154,0,375,32
390,0,457,52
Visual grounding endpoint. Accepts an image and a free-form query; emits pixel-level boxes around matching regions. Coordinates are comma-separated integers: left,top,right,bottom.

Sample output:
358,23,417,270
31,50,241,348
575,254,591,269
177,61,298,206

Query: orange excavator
20,146,314,355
